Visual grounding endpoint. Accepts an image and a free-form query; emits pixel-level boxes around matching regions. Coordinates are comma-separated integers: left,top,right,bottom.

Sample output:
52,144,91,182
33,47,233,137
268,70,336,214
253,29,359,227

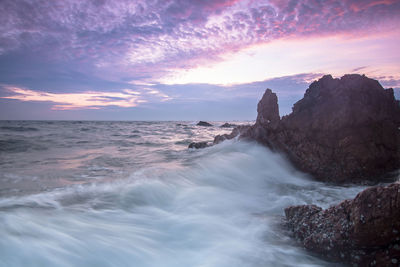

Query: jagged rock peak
305,74,383,97
255,88,280,129
288,73,400,130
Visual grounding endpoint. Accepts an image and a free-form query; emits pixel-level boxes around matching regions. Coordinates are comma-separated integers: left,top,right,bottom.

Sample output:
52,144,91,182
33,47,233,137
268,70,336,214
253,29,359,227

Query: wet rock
220,123,237,128
285,182,400,266
243,74,400,183
188,125,250,149
188,141,211,149
196,121,213,127
213,125,251,145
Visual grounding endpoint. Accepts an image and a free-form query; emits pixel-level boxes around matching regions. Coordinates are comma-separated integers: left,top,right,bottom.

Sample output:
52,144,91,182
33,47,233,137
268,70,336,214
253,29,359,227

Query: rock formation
197,121,213,126
285,182,400,266
243,74,400,183
186,74,400,264
187,125,250,149
255,89,280,130
213,125,251,145
188,141,211,149
189,74,400,183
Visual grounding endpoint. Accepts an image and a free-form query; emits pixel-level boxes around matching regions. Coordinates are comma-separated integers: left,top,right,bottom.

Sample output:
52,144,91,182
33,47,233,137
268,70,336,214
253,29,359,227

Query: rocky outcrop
197,121,213,127
213,125,251,145
255,89,280,130
188,125,251,149
188,74,400,182
285,182,400,266
243,74,400,183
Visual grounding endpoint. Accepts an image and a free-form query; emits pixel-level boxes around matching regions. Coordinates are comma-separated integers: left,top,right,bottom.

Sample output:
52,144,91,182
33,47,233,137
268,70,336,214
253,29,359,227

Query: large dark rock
285,182,400,266
243,74,400,183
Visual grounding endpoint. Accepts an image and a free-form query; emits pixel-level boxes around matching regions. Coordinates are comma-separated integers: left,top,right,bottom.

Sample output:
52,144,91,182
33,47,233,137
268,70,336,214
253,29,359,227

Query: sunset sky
0,0,399,120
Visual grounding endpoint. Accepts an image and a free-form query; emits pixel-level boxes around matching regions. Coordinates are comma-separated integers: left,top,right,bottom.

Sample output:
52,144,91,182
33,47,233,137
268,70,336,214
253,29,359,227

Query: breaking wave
0,140,365,267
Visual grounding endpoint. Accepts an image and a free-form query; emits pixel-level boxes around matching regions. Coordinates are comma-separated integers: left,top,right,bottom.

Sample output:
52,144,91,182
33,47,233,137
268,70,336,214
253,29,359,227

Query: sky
0,0,399,121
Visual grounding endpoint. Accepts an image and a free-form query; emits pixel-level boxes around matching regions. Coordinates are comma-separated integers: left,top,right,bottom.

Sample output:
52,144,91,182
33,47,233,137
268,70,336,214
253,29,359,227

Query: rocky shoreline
285,182,400,266
189,74,400,265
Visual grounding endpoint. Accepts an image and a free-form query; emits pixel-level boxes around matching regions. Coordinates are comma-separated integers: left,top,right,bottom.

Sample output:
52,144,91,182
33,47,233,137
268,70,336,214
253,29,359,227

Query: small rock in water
220,123,236,128
196,121,213,127
188,141,211,149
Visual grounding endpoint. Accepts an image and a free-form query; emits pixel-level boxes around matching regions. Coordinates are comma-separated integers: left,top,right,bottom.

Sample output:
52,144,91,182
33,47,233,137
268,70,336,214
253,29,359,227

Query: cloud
0,0,399,120
1,86,144,110
161,33,400,85
0,72,319,117
0,0,399,83
1,72,396,120
377,76,400,89
351,66,368,72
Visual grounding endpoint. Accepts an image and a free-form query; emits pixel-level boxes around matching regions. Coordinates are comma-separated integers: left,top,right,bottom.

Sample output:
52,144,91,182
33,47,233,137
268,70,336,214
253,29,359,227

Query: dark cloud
351,66,368,72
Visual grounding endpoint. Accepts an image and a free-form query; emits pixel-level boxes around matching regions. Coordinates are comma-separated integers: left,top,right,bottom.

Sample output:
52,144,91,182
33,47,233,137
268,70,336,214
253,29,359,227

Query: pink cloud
0,0,399,84
348,0,398,12
1,86,143,110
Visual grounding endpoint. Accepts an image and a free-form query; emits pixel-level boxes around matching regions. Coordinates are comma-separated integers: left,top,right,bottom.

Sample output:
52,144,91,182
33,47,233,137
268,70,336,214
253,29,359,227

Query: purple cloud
0,0,399,120
1,0,399,83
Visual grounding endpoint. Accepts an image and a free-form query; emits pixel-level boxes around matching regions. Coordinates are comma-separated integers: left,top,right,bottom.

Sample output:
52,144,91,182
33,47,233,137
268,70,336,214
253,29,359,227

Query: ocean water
0,121,367,267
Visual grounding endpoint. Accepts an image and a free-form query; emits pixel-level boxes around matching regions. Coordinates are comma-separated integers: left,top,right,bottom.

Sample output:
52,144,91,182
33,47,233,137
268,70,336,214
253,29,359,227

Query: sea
0,120,367,267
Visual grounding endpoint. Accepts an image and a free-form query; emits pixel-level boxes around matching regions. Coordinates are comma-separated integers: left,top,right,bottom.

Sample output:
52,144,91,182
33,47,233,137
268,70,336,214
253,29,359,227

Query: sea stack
189,74,400,183
243,74,400,183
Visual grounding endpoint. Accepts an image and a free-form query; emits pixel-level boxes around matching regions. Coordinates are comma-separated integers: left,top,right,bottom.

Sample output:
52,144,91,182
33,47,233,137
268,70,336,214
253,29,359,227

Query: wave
0,126,39,132
0,139,47,153
0,141,365,266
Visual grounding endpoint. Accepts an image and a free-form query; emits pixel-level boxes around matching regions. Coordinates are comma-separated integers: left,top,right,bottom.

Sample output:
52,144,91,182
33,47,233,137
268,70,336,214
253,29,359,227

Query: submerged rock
196,121,213,127
220,123,237,128
188,141,211,149
285,182,400,266
243,74,400,183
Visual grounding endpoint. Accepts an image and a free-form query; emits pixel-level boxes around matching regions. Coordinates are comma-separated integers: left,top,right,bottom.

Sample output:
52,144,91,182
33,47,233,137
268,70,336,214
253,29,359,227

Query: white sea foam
0,140,366,267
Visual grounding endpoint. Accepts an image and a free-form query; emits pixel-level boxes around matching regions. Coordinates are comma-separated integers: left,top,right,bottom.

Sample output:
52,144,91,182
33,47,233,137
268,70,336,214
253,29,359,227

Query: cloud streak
1,86,145,110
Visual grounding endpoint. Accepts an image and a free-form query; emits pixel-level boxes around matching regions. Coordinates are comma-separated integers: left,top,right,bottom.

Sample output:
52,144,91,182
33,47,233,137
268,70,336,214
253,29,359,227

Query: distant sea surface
0,121,366,266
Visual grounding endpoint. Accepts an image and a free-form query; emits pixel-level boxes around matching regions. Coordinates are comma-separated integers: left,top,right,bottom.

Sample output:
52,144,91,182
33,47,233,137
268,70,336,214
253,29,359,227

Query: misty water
0,121,367,266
